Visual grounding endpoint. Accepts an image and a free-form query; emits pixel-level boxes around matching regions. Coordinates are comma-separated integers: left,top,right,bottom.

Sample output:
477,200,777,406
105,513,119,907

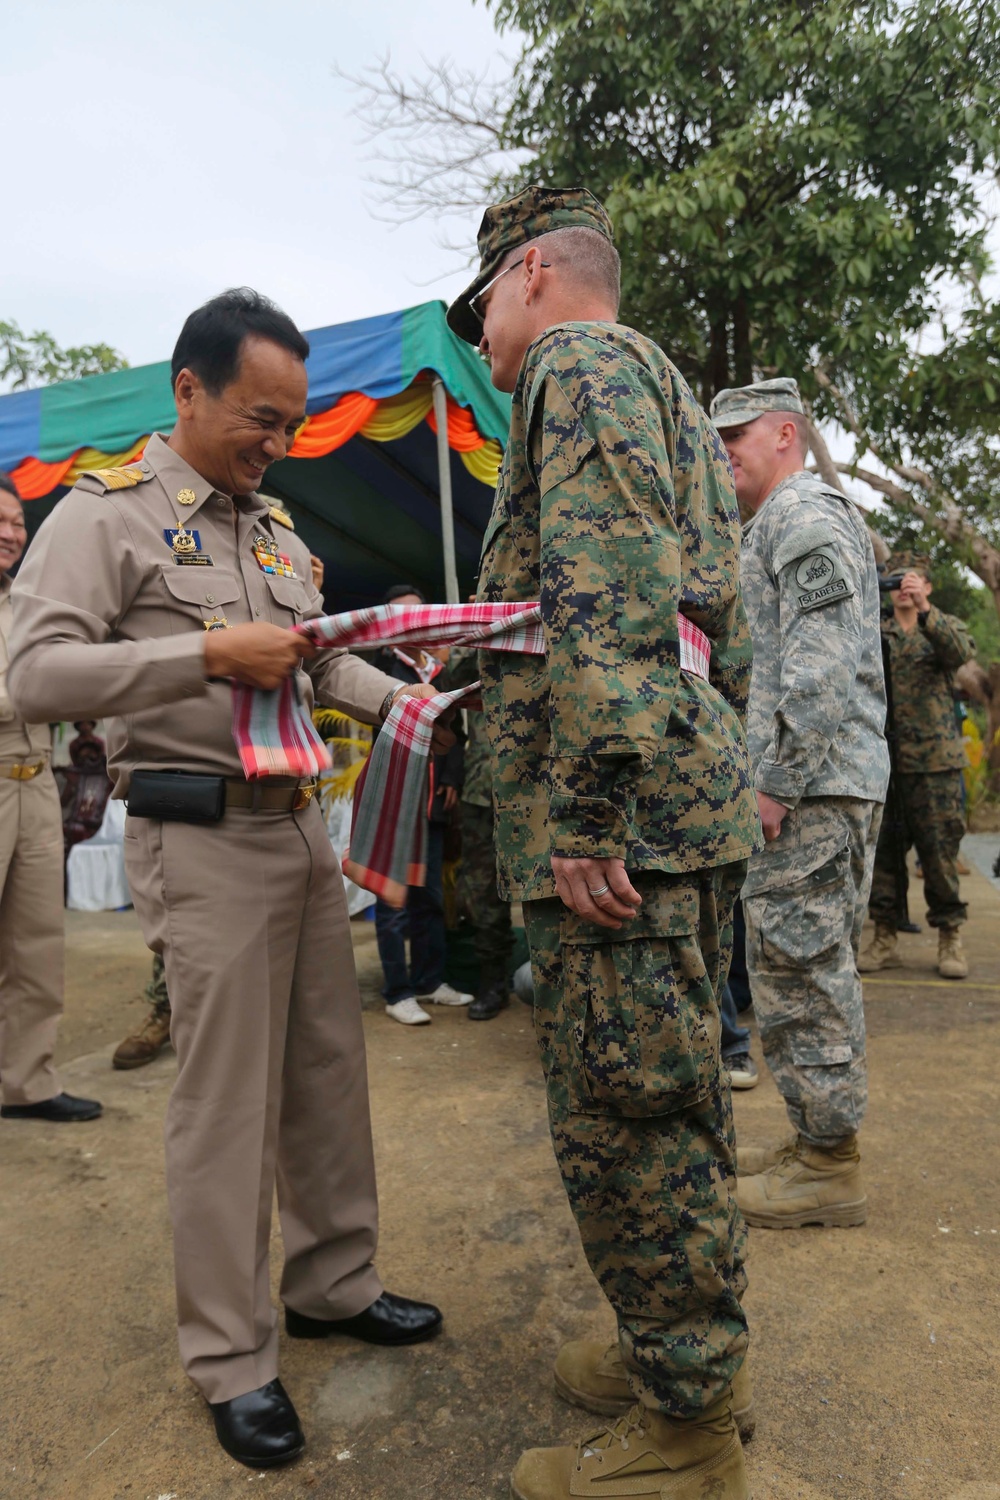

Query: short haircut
171,287,310,397
504,226,621,312
760,409,809,459
384,582,426,605
789,411,810,457
0,471,20,500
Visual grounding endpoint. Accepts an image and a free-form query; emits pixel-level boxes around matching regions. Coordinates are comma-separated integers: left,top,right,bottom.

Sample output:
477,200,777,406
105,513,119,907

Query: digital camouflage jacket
476,321,762,902
740,469,890,807
882,606,974,773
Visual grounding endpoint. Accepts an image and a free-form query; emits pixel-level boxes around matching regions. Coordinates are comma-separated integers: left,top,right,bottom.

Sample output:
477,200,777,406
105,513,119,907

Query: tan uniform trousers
0,766,64,1106
124,798,382,1403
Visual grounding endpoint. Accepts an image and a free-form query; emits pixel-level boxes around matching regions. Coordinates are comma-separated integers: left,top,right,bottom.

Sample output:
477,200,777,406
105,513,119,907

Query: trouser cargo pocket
557,882,718,1118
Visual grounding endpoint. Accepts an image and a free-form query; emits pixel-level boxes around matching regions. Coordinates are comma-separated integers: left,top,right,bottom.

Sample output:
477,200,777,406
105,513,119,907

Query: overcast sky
2,0,504,367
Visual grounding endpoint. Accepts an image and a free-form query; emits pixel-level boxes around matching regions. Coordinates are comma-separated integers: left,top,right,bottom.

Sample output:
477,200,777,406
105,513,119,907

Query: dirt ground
2,853,999,1500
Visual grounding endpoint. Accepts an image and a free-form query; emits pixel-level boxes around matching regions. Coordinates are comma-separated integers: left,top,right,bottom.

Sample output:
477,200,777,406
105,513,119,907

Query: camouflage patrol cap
885,550,932,578
446,184,615,345
710,377,805,430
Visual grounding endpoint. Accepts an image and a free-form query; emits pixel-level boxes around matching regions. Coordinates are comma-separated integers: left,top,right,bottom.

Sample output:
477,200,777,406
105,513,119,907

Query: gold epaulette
80,465,150,492
269,504,295,531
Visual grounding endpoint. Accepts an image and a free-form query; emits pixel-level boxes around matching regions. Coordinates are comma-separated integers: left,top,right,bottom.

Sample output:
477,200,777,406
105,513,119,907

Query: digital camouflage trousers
868,770,967,930
457,801,514,987
742,797,881,1147
523,863,748,1419
145,952,170,1015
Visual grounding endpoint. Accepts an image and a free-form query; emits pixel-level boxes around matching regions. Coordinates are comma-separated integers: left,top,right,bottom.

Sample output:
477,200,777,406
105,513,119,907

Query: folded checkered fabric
231,602,711,907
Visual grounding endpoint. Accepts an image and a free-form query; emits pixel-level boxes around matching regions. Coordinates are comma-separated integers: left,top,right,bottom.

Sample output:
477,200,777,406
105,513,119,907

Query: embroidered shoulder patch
789,549,854,612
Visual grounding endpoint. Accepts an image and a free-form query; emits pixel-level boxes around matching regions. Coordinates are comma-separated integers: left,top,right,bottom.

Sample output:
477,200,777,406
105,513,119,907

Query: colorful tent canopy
0,302,510,608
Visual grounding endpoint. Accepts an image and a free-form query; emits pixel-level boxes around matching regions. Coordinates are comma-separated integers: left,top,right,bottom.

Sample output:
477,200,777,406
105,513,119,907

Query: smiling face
172,335,308,497
0,491,27,576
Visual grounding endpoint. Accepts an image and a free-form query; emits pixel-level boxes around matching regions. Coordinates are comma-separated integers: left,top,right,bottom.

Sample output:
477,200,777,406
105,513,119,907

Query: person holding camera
858,552,975,978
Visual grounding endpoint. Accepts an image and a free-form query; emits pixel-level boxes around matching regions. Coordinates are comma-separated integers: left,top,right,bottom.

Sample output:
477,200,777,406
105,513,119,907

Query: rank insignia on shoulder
268,503,295,530
164,527,213,566
80,465,151,492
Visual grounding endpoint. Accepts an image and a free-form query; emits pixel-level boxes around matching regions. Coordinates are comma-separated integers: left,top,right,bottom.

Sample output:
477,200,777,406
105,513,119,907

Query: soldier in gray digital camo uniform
711,379,890,1232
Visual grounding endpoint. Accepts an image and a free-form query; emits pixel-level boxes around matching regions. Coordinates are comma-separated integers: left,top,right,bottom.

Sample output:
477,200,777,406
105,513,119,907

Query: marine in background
858,551,975,979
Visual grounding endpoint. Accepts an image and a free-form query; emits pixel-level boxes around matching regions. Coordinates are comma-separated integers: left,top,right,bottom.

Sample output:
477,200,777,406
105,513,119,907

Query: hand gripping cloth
231,602,711,907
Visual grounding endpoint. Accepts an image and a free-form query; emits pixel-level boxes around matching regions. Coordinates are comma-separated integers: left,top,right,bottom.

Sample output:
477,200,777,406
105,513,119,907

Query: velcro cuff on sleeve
548,795,630,860
754,761,804,805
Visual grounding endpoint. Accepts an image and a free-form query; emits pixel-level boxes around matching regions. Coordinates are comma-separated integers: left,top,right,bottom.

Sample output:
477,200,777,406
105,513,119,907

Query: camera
877,572,906,593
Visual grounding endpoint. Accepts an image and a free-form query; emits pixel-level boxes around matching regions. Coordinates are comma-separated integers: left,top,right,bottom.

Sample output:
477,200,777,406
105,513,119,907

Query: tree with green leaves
347,0,1000,631
0,319,126,390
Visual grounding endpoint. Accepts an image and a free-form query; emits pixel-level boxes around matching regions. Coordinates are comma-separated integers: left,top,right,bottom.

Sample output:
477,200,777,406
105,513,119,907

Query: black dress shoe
209,1378,304,1468
1,1092,102,1122
286,1290,443,1346
468,982,511,1021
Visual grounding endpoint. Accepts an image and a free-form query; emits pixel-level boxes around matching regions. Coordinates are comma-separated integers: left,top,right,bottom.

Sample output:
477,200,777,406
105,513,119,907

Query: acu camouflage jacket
740,470,890,807
476,321,762,903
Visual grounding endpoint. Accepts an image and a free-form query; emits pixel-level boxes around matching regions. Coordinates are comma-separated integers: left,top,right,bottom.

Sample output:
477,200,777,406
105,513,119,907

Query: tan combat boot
857,923,902,972
737,1135,866,1229
736,1135,797,1178
112,1009,172,1070
510,1396,750,1500
554,1340,756,1442
937,926,968,979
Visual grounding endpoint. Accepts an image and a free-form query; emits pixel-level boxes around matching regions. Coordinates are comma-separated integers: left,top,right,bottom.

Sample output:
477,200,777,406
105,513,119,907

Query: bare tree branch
337,55,527,231
805,417,846,494
809,362,1000,602
832,461,1000,596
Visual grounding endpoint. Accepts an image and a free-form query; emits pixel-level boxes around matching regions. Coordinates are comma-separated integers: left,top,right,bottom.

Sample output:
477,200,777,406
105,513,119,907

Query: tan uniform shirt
7,434,398,792
0,573,51,762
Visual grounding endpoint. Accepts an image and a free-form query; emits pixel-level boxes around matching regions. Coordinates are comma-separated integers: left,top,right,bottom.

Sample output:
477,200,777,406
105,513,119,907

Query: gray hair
503,226,621,312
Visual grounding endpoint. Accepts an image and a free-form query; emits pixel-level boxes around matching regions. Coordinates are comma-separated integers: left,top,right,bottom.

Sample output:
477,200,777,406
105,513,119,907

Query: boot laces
576,1405,647,1469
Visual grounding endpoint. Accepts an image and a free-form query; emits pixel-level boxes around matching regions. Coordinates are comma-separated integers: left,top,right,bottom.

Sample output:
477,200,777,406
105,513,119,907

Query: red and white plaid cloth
231,602,711,907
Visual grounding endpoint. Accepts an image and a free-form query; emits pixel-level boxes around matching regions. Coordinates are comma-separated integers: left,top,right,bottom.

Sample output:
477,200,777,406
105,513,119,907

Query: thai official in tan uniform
8,290,445,1469
0,473,101,1123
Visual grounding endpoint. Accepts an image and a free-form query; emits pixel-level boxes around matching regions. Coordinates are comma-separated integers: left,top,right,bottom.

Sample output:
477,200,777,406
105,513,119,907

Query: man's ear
776,419,798,453
173,368,201,419
523,245,547,304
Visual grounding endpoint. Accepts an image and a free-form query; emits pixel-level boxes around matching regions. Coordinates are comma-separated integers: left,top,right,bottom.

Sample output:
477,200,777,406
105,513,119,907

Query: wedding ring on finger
587,883,610,898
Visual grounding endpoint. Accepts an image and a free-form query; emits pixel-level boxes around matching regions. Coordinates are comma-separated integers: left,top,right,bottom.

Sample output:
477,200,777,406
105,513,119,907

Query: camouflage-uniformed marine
711,378,890,1230
442,648,514,1016
865,551,974,940
451,186,761,1472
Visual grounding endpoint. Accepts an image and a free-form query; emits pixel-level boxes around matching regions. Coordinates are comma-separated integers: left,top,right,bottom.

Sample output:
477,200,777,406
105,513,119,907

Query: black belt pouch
127,769,226,824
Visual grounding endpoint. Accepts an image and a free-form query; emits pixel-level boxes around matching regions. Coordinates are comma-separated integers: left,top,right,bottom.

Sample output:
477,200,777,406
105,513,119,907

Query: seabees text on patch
794,551,852,612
